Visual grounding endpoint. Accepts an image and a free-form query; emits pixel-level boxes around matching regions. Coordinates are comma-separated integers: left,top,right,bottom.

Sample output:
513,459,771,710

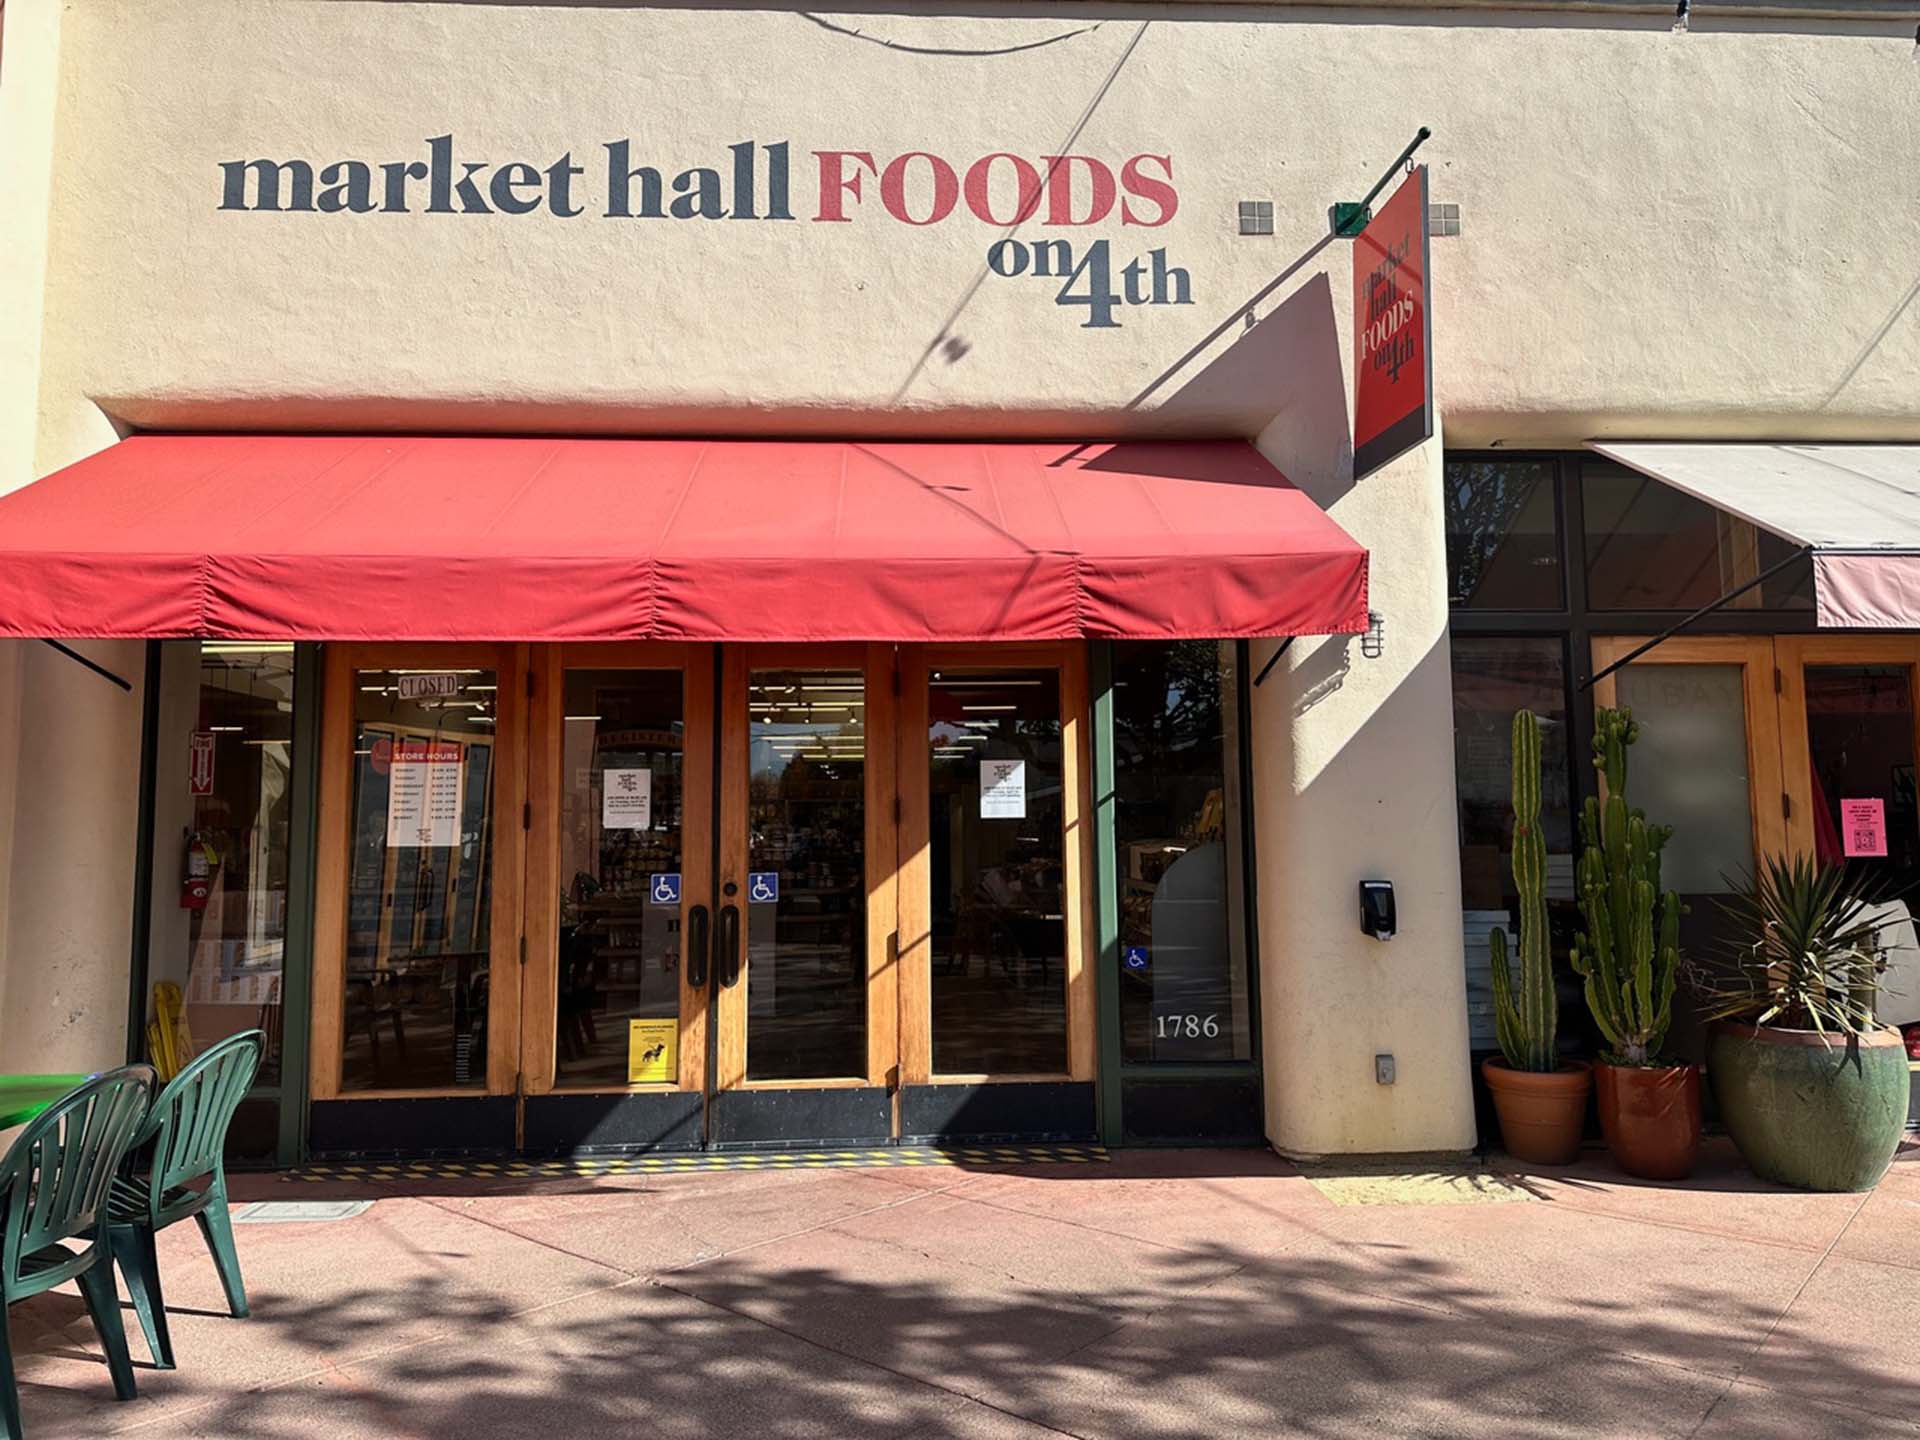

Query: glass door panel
555,669,690,1088
1591,637,1785,1063
713,645,896,1133
1777,639,1920,1038
743,669,869,1081
927,667,1068,1076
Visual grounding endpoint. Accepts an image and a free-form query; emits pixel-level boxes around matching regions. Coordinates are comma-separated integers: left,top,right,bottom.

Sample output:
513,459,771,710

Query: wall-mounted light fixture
1361,611,1386,660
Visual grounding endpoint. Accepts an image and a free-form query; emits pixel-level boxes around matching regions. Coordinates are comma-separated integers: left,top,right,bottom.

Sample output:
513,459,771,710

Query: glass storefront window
929,668,1067,1075
1444,458,1562,610
1803,666,1919,885
1450,637,1576,1050
1113,642,1251,1063
165,641,296,1159
343,667,499,1091
746,670,869,1081
1583,461,1811,611
556,670,686,1088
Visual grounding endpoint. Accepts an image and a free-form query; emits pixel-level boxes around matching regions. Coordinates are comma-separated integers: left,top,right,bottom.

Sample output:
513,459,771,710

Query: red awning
0,435,1367,642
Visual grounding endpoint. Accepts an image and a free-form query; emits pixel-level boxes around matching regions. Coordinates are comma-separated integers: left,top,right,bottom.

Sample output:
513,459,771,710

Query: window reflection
929,669,1066,1076
343,668,498,1091
1444,459,1562,610
1583,461,1811,610
1114,642,1250,1063
557,670,685,1088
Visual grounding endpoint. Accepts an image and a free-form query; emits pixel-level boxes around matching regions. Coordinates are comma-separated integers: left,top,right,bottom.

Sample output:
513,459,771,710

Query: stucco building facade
2,0,1916,1163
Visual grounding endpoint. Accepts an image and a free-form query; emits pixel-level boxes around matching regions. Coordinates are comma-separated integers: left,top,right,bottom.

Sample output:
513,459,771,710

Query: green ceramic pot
1708,1022,1908,1193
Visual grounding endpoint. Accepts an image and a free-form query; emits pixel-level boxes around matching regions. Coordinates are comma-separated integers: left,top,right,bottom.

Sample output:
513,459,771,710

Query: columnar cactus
1569,706,1682,1066
1489,708,1559,1072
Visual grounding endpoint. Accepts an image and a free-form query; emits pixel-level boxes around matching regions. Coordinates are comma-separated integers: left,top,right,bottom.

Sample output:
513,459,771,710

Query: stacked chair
0,1029,264,1438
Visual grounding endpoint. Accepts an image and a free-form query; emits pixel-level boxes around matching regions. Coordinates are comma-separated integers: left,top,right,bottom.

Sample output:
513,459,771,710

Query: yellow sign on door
627,1019,677,1084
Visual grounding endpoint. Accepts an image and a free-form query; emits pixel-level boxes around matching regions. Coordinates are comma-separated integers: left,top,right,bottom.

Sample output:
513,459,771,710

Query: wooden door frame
896,642,1097,1088
1589,635,1789,865
311,643,528,1102
714,644,900,1093
1775,635,1920,861
521,642,714,1098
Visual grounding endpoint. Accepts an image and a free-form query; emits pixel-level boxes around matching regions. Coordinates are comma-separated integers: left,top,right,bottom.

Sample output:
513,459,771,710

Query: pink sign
1841,798,1888,858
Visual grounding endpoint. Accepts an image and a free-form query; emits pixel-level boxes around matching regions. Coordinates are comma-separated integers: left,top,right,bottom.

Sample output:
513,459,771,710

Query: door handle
718,904,741,988
687,904,710,989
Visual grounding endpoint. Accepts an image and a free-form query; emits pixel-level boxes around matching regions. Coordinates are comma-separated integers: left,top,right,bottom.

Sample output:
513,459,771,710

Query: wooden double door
1591,633,1920,1056
309,642,1095,1155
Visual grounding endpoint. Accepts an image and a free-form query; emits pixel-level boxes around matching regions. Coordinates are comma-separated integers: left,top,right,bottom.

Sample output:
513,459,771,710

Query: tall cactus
1568,706,1682,1066
1489,708,1558,1072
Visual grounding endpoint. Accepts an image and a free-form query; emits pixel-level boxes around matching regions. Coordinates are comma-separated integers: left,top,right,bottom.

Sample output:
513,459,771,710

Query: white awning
1588,442,1920,629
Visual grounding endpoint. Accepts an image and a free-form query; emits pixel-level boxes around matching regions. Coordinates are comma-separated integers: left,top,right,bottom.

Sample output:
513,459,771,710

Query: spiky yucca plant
1489,709,1559,1071
1698,855,1893,1042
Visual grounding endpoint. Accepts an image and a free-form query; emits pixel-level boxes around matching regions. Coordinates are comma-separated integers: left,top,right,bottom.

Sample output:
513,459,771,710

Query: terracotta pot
1482,1058,1592,1165
1595,1061,1702,1180
1709,1022,1908,1192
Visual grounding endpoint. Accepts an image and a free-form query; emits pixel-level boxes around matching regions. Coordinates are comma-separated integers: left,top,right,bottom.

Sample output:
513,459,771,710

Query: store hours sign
216,136,1189,329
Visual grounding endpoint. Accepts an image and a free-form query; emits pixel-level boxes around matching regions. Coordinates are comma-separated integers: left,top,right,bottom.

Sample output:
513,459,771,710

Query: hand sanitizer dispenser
1359,880,1396,941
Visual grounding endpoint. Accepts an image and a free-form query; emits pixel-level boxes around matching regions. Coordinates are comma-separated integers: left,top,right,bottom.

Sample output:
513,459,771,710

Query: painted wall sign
215,137,1189,329
1842,797,1888,857
188,730,216,796
1352,165,1433,480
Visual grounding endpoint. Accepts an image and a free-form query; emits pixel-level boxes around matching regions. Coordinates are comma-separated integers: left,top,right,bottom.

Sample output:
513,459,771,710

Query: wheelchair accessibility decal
748,871,779,904
649,873,681,906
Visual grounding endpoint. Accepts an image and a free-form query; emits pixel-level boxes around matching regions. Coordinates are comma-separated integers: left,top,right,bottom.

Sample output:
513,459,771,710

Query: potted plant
1695,856,1909,1192
1484,708,1592,1165
1568,708,1701,1180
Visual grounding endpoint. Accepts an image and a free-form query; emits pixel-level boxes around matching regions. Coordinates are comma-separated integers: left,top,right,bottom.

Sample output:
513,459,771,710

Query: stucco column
1249,420,1476,1158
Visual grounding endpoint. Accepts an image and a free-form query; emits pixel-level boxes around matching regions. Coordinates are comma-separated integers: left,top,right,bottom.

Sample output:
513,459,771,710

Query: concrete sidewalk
8,1139,1918,1439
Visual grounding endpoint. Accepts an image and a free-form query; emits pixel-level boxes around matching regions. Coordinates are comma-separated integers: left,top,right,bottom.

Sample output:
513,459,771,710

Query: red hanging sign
188,730,216,796
1352,165,1433,481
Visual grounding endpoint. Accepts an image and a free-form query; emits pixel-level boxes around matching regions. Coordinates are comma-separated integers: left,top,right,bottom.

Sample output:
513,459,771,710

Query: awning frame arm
1578,545,1813,693
40,639,134,693
1251,637,1295,688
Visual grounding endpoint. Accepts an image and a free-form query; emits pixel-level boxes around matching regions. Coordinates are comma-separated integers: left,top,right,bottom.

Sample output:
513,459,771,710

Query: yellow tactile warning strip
288,1144,1110,1182
1300,1167,1538,1207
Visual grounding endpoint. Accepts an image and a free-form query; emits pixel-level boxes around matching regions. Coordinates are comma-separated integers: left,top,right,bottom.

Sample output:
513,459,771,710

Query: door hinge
1774,666,1784,695
526,667,536,699
1782,791,1792,820
519,936,527,965
891,666,902,698
893,796,902,824
523,800,532,830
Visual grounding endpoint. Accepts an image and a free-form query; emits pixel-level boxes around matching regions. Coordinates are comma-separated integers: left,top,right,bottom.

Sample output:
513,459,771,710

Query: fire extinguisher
180,829,216,910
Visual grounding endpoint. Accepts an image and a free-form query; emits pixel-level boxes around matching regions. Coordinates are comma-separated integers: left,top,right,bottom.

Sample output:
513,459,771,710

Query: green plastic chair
0,1065,156,1439
107,1031,263,1371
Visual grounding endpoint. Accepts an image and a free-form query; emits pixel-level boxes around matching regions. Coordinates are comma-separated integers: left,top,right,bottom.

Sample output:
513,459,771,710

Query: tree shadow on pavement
25,1224,1913,1440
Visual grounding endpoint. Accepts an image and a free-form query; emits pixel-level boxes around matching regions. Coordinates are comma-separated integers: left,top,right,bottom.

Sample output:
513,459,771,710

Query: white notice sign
602,768,653,831
387,741,463,848
980,759,1027,819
